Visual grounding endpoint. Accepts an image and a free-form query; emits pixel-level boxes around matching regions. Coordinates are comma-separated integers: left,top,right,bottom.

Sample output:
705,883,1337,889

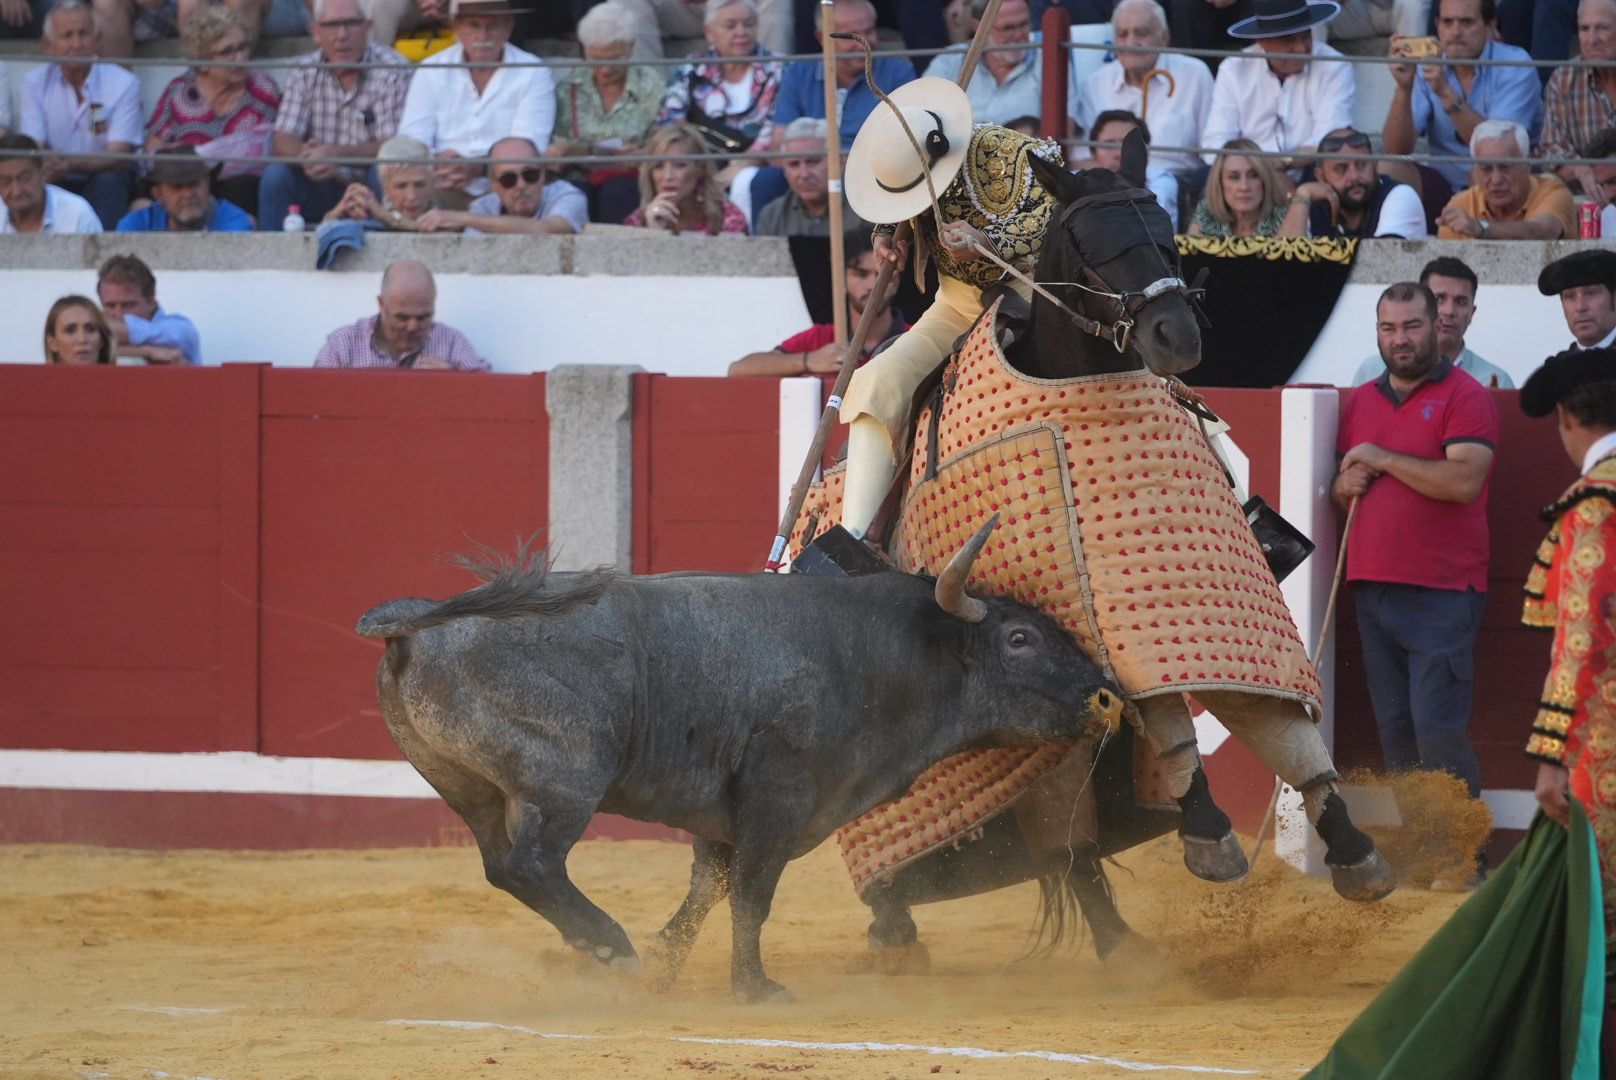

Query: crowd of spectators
0,0,1612,241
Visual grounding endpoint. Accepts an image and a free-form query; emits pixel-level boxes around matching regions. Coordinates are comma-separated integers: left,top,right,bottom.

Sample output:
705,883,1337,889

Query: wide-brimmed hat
844,78,973,226
147,144,216,186
1521,346,1616,417
1538,249,1616,297
1228,0,1340,39
450,0,528,17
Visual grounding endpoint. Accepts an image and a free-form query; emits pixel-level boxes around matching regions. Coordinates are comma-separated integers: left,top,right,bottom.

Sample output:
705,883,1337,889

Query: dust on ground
0,797,1483,1080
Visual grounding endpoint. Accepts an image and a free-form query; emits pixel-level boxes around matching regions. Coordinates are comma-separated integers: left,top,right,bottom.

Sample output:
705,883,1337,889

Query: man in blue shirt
116,146,254,233
96,254,203,365
750,0,916,220
1381,0,1542,191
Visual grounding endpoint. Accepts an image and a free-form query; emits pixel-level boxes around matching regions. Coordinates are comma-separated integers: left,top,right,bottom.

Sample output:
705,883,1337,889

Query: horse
852,131,1212,969
850,130,1388,974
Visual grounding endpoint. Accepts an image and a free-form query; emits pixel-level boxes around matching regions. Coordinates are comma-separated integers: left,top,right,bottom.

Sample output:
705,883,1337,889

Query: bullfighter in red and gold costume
1520,343,1616,975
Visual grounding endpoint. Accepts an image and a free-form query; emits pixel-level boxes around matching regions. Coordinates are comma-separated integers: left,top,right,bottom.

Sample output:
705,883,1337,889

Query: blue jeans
1354,581,1486,799
257,164,348,231
60,169,134,229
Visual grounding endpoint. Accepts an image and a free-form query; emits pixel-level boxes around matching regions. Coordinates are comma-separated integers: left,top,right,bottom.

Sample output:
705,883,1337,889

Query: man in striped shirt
314,260,489,370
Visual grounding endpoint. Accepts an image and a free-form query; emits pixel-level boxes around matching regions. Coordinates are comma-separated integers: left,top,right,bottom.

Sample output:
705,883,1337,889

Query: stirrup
792,525,890,577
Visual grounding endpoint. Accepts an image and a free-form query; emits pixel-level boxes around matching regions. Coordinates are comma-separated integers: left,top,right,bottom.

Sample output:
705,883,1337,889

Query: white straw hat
843,78,973,225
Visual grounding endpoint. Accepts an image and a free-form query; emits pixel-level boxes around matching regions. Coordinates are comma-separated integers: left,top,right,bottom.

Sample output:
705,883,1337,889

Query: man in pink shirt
314,259,489,370
1334,280,1499,881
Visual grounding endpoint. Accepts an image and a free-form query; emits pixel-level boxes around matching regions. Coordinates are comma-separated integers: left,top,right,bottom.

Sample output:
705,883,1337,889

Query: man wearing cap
397,0,554,203
1201,0,1356,162
1540,249,1616,353
115,146,254,232
1516,344,1616,996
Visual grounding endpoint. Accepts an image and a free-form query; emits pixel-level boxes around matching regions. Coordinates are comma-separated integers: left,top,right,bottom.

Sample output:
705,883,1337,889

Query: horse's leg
1202,691,1396,901
1134,695,1249,882
864,884,931,974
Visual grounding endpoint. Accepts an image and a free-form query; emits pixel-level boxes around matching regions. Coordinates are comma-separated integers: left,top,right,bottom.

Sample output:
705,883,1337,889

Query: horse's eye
1008,629,1030,648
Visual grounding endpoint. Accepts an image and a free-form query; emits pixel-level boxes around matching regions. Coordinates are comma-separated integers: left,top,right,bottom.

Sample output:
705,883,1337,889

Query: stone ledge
1347,237,1608,286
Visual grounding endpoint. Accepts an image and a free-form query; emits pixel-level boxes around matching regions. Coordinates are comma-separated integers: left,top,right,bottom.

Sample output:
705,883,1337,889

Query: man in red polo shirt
1334,280,1499,882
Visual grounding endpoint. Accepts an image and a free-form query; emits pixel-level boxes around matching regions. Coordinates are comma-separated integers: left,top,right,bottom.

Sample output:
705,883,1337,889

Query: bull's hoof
864,940,932,976
1181,832,1250,883
734,977,796,1005
1329,849,1397,902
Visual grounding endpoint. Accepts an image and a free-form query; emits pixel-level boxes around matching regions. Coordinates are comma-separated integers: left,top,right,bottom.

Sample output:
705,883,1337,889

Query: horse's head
1026,133,1202,377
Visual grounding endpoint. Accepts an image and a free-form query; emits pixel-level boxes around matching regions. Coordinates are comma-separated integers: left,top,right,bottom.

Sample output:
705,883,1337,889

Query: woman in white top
657,0,783,190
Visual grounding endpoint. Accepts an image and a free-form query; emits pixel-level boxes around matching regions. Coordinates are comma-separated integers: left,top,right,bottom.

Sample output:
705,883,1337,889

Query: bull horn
935,514,998,624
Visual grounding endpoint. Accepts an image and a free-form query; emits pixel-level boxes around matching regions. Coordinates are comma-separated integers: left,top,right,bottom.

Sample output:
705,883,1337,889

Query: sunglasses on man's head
1319,131,1372,153
495,167,542,189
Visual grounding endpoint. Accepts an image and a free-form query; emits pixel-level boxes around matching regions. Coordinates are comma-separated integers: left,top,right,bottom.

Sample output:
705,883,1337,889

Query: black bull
357,520,1125,1004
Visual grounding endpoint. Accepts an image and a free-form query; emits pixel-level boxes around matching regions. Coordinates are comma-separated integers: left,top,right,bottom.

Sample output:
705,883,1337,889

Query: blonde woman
1188,139,1305,238
624,124,749,235
43,296,115,365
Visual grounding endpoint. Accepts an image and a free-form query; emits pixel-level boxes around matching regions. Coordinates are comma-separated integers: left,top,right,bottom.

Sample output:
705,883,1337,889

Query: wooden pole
763,0,1009,570
821,0,848,346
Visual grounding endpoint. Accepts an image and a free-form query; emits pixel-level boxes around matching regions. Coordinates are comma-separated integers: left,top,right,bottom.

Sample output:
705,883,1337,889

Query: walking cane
1245,495,1360,872
763,0,1012,571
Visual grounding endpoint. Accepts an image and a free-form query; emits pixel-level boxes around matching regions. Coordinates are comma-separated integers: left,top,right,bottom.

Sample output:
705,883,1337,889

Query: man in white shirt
1290,127,1428,237
398,0,555,202
17,0,140,228
417,136,588,234
1539,250,1616,353
0,133,102,233
1202,0,1355,162
1076,0,1213,177
1353,256,1512,387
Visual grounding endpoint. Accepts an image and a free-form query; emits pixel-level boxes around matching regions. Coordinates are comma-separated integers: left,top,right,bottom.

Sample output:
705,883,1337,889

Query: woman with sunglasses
1187,138,1307,238
624,124,749,235
145,6,281,217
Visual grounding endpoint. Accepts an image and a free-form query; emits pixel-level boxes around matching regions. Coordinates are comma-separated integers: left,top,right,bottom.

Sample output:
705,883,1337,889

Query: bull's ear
1028,152,1080,206
935,514,998,623
1120,128,1148,188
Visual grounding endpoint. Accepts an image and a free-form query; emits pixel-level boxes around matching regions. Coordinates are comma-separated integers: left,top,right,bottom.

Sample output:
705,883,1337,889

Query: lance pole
822,0,848,346
763,0,1007,571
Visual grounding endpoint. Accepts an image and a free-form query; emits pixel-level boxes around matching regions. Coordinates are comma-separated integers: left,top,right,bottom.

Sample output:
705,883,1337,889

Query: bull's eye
1008,629,1030,648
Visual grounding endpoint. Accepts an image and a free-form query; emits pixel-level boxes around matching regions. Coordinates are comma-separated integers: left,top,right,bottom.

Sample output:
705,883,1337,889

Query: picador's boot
792,525,891,577
1177,766,1249,883
1310,786,1396,902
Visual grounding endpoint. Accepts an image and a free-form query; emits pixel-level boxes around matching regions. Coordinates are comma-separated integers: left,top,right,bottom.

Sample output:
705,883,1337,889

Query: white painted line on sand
386,1018,1259,1074
122,1006,237,1016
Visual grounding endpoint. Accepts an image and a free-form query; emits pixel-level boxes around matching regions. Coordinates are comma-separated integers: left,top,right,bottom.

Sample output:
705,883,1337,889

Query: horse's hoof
591,943,641,973
1181,832,1249,883
1330,848,1397,902
734,979,796,1005
865,940,931,976
1098,931,1158,966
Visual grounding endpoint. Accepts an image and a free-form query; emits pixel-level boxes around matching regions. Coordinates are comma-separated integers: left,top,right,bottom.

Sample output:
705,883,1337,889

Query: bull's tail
354,546,617,639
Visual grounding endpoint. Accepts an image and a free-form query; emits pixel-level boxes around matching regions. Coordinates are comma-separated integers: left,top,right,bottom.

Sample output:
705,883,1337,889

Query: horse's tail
1025,864,1097,958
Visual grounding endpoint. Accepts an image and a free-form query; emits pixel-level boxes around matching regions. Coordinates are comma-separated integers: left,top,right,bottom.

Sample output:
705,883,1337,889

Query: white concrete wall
0,249,811,375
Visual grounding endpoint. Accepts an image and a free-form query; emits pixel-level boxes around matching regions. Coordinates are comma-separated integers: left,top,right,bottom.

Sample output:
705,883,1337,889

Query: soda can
1580,200,1602,239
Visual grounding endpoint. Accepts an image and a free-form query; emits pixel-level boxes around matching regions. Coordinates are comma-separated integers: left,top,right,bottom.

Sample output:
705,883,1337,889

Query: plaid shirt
1539,64,1616,160
313,314,488,370
275,41,411,178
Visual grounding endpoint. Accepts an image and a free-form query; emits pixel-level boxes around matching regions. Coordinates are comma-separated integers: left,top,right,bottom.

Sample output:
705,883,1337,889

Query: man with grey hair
1436,119,1577,239
925,0,1079,129
262,0,412,230
398,0,554,204
753,116,867,236
612,0,792,57
315,259,489,370
17,0,139,228
1075,0,1213,176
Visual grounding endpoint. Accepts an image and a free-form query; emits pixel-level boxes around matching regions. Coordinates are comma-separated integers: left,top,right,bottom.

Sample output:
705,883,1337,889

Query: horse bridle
1043,187,1208,354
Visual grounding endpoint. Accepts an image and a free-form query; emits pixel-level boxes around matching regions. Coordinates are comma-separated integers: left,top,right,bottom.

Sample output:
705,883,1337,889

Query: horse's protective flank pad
791,298,1322,897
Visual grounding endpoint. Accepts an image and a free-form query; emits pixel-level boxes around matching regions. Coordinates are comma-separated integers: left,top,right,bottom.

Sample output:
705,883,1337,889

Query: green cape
1307,803,1605,1080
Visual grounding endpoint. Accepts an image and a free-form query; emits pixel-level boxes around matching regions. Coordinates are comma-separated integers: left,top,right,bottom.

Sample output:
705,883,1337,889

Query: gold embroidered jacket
876,124,1063,292
1523,453,1616,764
